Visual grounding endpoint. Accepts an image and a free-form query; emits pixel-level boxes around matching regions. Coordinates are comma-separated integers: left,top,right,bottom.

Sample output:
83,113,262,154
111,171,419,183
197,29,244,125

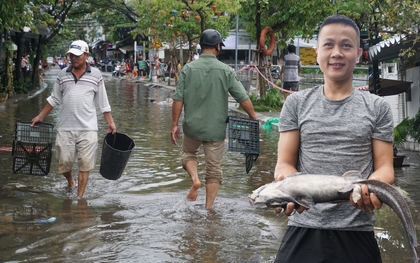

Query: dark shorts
275,226,382,263
283,82,299,91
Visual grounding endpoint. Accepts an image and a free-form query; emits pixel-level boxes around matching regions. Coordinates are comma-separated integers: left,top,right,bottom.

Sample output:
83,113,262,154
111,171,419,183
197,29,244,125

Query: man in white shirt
31,40,117,197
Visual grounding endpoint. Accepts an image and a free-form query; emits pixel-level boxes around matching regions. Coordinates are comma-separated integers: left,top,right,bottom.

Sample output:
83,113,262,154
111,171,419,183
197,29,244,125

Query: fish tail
359,179,418,261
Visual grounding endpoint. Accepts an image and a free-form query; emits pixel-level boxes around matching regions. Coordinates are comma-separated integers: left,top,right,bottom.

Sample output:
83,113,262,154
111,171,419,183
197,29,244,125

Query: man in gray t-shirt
281,44,301,100
273,15,394,263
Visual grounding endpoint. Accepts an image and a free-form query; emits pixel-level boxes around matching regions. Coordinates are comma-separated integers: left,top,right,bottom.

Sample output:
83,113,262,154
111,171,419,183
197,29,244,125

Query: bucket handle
111,133,133,150
112,133,117,147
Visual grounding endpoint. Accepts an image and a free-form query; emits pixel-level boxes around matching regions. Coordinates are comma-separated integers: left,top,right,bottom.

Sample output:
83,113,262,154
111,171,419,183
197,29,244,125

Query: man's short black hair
287,45,296,53
319,14,360,45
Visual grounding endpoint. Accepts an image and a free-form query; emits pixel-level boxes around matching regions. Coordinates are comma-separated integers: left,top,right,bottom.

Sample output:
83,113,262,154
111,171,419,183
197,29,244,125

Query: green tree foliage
1,0,45,97
29,1,75,90
237,0,333,97
39,0,139,58
238,0,334,47
394,117,409,156
248,88,283,112
134,0,240,53
408,112,420,144
0,0,35,31
84,0,139,42
332,0,371,30
333,0,420,58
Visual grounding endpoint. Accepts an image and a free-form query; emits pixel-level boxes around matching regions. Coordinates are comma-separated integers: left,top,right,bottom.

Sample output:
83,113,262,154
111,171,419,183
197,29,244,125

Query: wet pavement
0,67,418,263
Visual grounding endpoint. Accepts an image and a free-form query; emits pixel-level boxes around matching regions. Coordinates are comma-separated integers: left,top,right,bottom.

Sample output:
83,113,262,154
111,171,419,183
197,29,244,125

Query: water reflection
0,69,418,262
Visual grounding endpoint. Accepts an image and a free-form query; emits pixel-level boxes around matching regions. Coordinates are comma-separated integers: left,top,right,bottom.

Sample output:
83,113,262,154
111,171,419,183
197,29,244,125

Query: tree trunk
3,30,14,99
31,35,45,90
16,32,24,82
255,0,265,97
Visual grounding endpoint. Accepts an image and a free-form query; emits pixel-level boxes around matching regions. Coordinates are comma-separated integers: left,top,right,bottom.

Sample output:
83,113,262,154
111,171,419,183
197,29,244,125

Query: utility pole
235,15,239,72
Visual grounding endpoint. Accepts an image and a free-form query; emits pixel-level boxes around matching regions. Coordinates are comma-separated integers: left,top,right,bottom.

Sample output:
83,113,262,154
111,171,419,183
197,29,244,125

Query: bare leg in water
184,160,201,201
205,183,220,210
184,161,219,209
77,171,90,197
63,171,76,189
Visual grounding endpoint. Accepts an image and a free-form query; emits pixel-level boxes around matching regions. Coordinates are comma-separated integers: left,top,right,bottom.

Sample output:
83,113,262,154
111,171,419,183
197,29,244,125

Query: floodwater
0,68,418,263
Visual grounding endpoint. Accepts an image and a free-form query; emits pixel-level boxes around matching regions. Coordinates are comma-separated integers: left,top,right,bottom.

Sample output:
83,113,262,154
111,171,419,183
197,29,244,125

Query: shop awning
369,78,412,96
90,39,105,48
368,35,420,62
119,44,134,54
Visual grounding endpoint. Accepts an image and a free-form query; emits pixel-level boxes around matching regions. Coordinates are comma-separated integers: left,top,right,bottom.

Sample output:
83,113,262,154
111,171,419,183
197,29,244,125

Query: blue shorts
275,226,382,263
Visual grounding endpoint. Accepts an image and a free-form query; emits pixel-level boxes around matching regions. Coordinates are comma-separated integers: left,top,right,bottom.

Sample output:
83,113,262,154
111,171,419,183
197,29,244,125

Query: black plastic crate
226,116,259,155
15,122,54,143
12,122,54,176
12,141,53,175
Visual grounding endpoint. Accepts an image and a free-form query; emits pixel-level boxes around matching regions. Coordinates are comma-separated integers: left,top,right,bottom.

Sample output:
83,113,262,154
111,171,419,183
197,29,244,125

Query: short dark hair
319,14,360,45
287,45,296,53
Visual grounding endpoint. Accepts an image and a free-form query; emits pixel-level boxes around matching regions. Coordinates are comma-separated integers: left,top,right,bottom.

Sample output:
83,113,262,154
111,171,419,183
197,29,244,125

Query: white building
369,36,419,150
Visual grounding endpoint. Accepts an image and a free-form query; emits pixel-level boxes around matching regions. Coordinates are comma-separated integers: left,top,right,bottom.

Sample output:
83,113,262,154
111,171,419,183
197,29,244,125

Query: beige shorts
55,130,98,173
181,135,224,184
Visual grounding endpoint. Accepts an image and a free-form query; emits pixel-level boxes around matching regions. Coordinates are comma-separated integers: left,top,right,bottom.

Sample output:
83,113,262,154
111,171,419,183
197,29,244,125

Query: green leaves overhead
0,1,31,31
135,0,240,50
238,0,333,48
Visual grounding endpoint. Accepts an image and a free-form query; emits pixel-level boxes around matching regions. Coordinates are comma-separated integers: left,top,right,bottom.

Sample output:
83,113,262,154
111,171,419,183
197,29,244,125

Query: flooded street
0,68,419,263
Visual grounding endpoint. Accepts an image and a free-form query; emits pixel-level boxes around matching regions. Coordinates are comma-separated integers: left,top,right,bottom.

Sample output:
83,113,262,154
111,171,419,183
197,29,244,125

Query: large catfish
249,170,418,263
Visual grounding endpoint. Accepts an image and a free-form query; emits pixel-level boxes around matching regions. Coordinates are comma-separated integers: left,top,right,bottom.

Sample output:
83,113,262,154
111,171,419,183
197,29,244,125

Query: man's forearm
239,98,258,120
172,99,184,126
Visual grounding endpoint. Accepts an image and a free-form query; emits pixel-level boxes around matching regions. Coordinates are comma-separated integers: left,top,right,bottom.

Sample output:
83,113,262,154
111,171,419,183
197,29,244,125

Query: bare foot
68,179,76,189
186,180,201,201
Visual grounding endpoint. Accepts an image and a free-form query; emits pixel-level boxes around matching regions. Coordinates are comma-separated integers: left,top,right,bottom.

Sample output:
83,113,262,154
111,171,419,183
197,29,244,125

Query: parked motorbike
270,65,281,79
112,63,126,77
58,60,67,69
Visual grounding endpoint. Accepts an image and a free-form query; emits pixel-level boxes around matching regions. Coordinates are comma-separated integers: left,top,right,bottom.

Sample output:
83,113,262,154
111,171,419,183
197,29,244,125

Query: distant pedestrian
125,55,134,78
280,44,301,100
171,29,258,210
157,58,165,81
31,40,117,197
138,54,147,78
21,55,29,78
133,65,138,78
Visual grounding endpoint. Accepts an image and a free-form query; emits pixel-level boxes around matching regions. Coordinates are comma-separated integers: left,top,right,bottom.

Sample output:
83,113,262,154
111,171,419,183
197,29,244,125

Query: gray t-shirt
282,53,301,82
279,86,393,231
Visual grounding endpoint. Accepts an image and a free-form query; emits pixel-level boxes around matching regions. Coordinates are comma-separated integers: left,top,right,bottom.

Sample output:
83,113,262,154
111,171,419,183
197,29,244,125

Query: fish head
248,181,313,209
248,181,287,206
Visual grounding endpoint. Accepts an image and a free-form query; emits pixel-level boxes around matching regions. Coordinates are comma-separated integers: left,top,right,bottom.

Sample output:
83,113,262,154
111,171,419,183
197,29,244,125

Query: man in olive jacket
171,29,257,210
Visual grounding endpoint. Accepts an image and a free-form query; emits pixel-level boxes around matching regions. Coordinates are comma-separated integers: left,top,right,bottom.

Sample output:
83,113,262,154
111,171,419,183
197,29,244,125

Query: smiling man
31,40,117,198
273,15,394,263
